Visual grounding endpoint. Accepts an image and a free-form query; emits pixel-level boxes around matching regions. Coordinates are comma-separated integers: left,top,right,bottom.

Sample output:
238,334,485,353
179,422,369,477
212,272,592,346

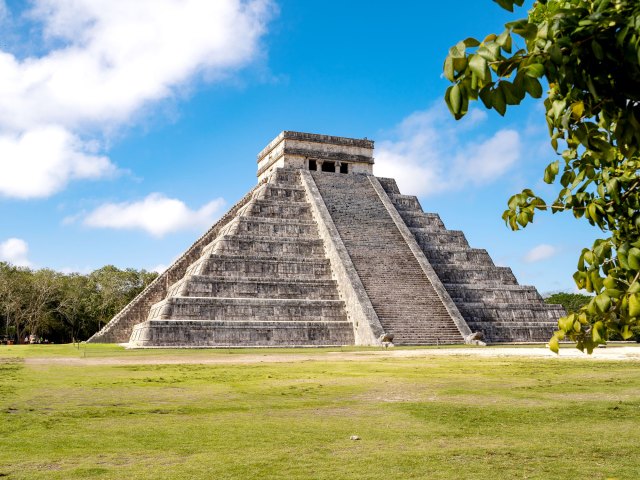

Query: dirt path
21,345,640,366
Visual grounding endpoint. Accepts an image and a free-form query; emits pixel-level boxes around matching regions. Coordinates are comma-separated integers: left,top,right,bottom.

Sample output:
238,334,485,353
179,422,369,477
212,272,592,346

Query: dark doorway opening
340,163,349,174
321,161,336,172
309,159,317,171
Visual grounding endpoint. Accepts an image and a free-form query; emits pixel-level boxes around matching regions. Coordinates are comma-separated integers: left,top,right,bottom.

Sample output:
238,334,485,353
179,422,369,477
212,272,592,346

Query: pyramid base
129,320,355,348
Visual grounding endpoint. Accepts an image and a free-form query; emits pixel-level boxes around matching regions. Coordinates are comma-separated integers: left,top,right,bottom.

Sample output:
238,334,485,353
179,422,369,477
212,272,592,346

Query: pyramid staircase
378,177,564,343
312,172,465,345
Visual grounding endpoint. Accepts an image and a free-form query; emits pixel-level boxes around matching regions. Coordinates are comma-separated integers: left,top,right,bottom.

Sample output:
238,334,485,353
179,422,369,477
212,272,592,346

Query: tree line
0,263,157,344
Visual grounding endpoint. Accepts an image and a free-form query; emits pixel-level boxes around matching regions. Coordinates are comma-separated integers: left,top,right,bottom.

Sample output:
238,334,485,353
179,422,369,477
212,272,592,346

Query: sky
0,0,600,294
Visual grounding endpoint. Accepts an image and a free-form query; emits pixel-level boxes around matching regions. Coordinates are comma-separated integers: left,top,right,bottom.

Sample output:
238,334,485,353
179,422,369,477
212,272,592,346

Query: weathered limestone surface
129,169,355,347
300,170,385,345
378,177,564,342
87,182,266,343
91,131,564,347
311,171,467,345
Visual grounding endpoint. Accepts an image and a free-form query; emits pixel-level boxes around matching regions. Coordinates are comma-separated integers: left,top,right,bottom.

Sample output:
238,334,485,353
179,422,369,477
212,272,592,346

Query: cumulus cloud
523,244,558,263
375,104,521,196
0,238,31,267
0,0,274,198
0,126,115,198
82,193,226,237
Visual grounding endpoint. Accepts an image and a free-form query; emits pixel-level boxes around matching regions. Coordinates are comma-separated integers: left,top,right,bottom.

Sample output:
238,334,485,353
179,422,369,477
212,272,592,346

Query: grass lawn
1,345,639,479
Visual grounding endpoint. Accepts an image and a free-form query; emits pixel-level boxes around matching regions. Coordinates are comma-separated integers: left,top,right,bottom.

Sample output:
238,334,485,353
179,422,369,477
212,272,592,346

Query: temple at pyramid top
257,131,375,181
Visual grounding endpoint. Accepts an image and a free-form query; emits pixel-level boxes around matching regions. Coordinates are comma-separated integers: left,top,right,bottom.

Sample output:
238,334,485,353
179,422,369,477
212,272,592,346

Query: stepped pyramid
88,131,564,347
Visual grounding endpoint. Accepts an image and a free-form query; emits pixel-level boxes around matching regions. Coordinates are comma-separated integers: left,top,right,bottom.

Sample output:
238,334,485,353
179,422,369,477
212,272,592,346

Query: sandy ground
19,345,640,366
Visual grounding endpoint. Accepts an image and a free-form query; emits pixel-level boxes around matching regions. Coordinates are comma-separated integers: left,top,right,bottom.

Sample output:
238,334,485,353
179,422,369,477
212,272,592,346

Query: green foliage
0,262,157,343
545,292,592,313
444,0,640,353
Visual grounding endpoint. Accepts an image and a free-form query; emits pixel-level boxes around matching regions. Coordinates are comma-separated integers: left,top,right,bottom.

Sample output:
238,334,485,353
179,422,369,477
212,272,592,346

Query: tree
0,263,157,343
544,292,591,313
443,0,640,353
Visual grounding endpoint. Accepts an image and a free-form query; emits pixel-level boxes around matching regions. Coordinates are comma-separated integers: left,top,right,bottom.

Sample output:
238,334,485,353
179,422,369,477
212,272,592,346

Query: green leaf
449,41,466,58
628,248,640,270
525,63,545,78
444,56,455,82
523,76,542,98
462,37,481,47
549,334,559,354
592,321,605,343
630,294,640,318
492,84,507,116
469,55,488,82
543,160,560,184
594,293,611,313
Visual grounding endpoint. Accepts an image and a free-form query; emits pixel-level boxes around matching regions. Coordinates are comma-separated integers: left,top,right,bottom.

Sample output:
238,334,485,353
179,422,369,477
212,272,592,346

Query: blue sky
0,0,599,293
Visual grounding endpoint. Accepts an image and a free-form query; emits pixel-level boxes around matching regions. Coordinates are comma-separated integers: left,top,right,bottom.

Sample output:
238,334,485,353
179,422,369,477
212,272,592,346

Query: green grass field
1,345,639,479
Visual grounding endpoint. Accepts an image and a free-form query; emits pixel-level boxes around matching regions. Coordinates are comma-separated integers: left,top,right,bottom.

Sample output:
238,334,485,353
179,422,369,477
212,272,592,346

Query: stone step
388,194,422,211
423,248,494,267
204,235,326,258
434,265,518,285
168,276,341,300
269,169,302,185
148,297,347,322
457,302,564,322
466,322,557,343
377,177,401,194
130,319,354,347
238,198,313,219
411,229,470,247
186,254,332,280
444,284,543,303
398,211,446,229
225,216,319,238
259,184,307,202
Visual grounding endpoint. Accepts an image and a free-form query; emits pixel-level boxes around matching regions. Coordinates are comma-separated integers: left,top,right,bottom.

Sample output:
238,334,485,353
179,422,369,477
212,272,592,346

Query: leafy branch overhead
444,0,640,353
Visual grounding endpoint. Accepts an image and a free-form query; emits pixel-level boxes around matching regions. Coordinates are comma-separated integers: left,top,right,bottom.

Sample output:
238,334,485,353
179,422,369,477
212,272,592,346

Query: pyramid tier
185,254,333,280
444,283,543,303
203,235,327,258
411,229,470,248
221,216,319,238
238,198,313,219
148,297,348,323
167,276,342,300
129,319,355,347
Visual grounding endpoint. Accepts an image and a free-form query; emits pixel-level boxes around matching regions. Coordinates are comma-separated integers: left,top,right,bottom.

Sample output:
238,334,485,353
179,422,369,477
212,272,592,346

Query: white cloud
523,244,558,263
0,126,115,198
375,104,521,196
82,193,226,237
0,238,31,267
0,0,274,198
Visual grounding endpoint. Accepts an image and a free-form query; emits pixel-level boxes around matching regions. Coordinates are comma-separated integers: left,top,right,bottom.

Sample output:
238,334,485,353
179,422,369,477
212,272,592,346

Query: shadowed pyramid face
256,131,375,182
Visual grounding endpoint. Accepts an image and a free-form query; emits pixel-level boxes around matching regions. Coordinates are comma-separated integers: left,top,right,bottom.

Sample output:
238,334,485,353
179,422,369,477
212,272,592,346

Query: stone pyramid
88,131,564,347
